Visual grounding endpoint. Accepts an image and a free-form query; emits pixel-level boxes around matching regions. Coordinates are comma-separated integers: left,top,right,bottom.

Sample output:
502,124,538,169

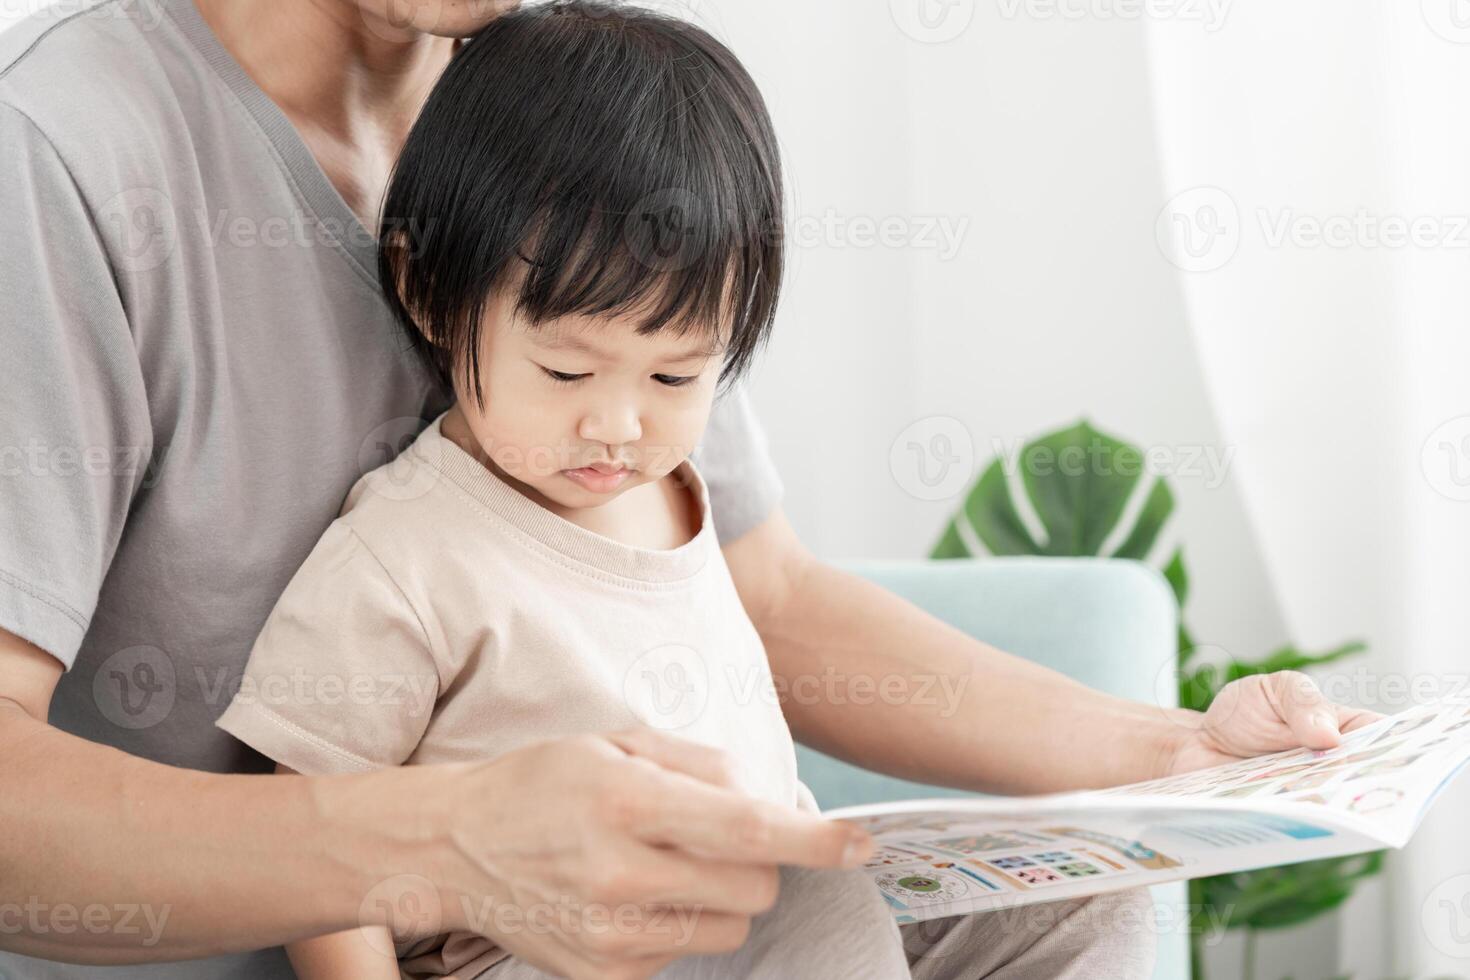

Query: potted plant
930,419,1380,978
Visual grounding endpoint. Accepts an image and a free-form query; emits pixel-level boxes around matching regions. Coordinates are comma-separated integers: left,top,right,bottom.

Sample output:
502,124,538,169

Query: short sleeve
0,102,151,666
691,382,785,544
214,522,443,775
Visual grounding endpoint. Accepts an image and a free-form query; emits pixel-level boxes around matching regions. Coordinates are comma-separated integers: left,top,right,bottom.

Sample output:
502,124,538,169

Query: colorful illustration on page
874,864,1002,911
1040,828,1183,871
974,848,1130,890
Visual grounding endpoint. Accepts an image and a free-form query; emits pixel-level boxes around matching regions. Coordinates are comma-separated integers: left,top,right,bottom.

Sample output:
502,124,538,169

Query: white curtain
1148,2,1470,972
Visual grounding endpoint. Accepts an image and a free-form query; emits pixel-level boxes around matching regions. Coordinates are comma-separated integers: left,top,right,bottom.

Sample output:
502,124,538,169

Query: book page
831,799,1379,923
824,694,1470,923
1098,693,1470,846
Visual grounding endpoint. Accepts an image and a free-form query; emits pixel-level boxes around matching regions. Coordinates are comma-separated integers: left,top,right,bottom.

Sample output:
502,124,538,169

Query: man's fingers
633,855,782,916
648,783,868,868
587,836,783,915
602,750,871,869
1338,705,1386,734
607,728,743,790
1267,671,1341,750
605,727,873,868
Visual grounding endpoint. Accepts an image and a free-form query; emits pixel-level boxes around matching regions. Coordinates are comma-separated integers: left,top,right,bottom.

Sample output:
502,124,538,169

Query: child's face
451,289,728,511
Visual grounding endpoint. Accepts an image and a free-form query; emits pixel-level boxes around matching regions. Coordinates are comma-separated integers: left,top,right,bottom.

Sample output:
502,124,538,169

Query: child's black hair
378,0,784,405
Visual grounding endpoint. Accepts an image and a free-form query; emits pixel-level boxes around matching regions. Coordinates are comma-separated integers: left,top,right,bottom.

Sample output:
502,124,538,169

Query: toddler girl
216,3,835,976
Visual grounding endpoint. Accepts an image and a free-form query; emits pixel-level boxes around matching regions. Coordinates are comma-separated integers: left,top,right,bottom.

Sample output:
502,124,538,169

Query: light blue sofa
795,557,1190,980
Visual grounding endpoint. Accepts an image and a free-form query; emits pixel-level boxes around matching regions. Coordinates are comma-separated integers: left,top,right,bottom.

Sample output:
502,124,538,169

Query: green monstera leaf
931,420,1175,563
931,419,1376,980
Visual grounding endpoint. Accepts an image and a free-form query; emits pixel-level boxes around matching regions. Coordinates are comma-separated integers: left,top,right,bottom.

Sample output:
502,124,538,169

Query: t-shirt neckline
162,0,384,288
416,414,714,584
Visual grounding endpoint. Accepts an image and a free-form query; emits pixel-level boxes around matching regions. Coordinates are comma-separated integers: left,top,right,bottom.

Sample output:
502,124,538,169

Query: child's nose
578,404,643,448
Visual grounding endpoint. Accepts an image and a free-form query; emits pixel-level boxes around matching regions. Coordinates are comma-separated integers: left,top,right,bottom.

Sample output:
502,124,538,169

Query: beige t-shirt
216,413,812,978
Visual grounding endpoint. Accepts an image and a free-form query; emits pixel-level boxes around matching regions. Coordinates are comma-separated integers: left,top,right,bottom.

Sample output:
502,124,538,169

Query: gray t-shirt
0,1,783,976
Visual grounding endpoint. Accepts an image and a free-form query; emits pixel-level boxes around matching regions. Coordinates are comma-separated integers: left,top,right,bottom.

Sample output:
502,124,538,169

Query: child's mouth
562,466,632,494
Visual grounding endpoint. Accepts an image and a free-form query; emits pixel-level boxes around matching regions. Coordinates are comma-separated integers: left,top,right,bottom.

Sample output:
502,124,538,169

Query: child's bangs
511,191,764,349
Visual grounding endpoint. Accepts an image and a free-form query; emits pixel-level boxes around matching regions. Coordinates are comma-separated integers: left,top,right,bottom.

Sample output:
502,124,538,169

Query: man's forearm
0,701,430,964
758,558,1195,795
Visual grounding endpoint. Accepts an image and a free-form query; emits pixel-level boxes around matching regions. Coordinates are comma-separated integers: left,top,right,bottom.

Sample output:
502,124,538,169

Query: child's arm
276,763,402,980
286,927,399,980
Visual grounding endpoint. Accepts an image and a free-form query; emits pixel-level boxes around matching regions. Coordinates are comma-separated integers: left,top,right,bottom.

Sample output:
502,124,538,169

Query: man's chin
357,0,521,42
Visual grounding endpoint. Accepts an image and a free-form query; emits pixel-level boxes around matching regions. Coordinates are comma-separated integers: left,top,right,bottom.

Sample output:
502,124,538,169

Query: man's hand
0,628,869,974
1165,670,1384,776
420,728,873,980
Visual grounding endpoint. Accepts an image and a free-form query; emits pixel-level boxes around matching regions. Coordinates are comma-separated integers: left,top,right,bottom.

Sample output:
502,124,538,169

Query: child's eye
542,368,588,384
653,374,697,388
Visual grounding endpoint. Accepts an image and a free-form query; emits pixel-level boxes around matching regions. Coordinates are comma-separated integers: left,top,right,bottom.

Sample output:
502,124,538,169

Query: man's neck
192,0,456,227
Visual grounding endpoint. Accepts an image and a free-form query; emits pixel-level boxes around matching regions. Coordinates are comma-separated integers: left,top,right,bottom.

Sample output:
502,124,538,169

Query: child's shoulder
330,420,502,564
314,428,528,629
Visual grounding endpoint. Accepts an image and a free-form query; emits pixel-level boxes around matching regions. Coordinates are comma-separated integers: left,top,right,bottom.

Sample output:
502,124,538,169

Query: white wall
707,3,1289,678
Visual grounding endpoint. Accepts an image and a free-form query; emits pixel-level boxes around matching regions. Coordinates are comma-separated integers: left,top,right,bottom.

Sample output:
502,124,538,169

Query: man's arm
271,766,400,980
724,508,1370,795
0,627,869,975
0,628,415,963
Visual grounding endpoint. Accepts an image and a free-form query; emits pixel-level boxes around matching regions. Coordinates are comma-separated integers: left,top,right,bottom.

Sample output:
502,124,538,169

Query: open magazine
825,693,1470,924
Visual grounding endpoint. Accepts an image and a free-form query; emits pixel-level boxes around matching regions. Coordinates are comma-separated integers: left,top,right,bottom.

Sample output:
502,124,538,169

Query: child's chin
552,471,631,503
